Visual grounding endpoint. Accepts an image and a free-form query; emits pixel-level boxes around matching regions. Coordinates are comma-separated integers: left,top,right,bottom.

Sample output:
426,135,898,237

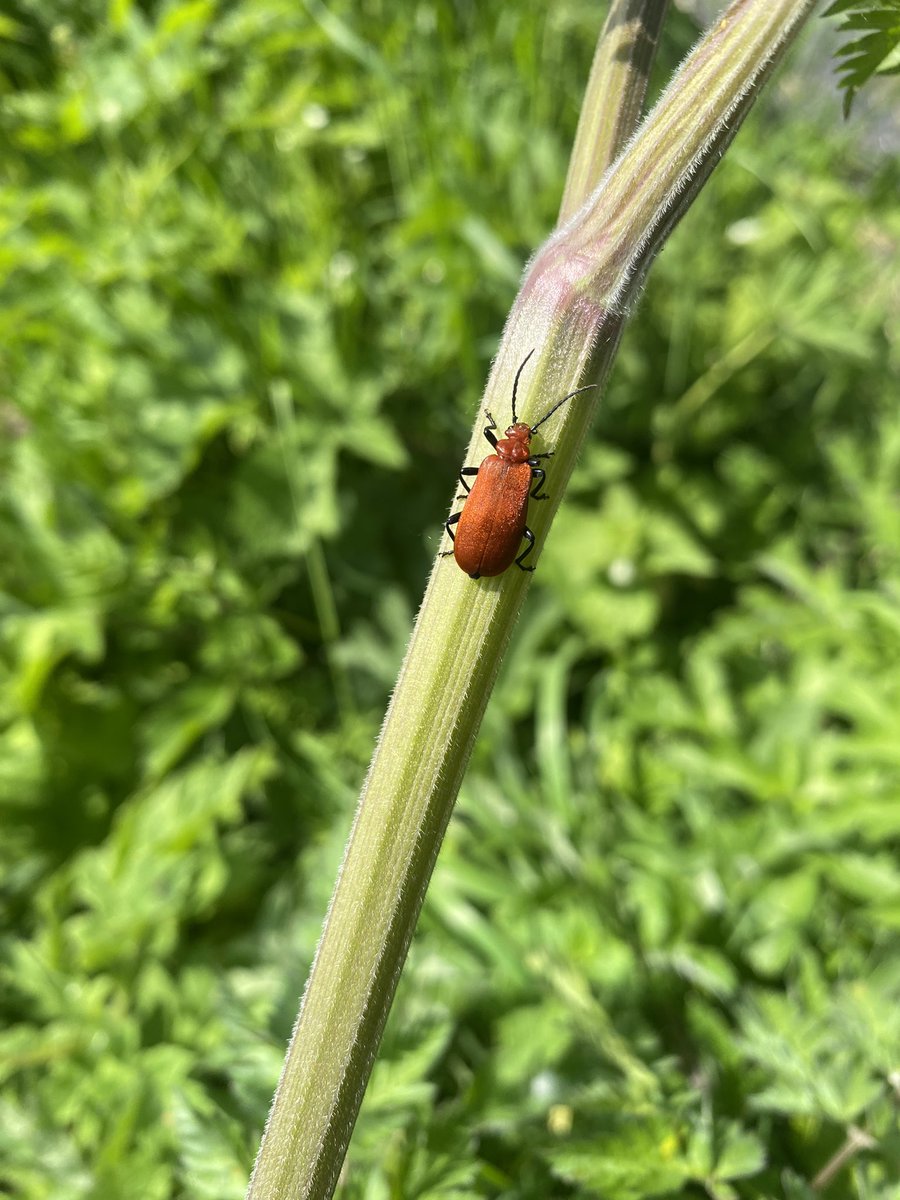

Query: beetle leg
515,527,537,572
529,467,548,500
528,452,554,461
457,465,479,496
444,510,461,544
483,411,499,449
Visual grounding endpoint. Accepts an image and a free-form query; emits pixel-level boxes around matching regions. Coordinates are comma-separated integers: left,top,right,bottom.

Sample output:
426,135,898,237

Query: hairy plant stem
247,4,817,1198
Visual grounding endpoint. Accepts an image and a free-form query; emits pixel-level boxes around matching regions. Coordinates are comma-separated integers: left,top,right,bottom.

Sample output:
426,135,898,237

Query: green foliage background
1,2,898,1197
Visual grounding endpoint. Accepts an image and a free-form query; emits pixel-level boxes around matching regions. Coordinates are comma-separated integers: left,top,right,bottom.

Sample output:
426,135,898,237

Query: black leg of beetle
529,467,548,500
457,466,479,495
528,453,553,498
515,527,536,572
483,411,499,449
444,511,460,543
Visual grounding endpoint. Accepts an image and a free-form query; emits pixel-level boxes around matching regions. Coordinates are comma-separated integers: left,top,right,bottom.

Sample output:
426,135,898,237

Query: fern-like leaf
825,0,900,115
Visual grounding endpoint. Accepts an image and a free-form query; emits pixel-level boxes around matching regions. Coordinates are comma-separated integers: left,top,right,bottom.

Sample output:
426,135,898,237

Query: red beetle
445,350,595,579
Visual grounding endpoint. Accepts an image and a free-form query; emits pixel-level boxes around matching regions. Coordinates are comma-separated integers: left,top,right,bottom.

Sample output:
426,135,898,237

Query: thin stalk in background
560,0,671,223
247,4,817,1198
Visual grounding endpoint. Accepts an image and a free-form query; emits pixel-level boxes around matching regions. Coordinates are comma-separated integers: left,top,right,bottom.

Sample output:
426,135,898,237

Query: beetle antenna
510,348,536,424
530,383,597,434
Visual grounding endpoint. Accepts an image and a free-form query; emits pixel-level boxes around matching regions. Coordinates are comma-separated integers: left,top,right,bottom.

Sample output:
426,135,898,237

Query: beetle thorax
496,423,532,463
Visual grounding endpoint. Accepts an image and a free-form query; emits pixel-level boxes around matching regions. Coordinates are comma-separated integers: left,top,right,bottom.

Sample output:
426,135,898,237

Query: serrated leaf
549,1122,691,1199
5,605,104,712
714,1124,766,1181
825,1,900,114
140,680,237,781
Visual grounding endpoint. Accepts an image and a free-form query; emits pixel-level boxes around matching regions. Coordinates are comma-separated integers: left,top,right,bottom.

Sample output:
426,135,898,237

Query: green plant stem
247,4,816,1198
560,0,671,222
